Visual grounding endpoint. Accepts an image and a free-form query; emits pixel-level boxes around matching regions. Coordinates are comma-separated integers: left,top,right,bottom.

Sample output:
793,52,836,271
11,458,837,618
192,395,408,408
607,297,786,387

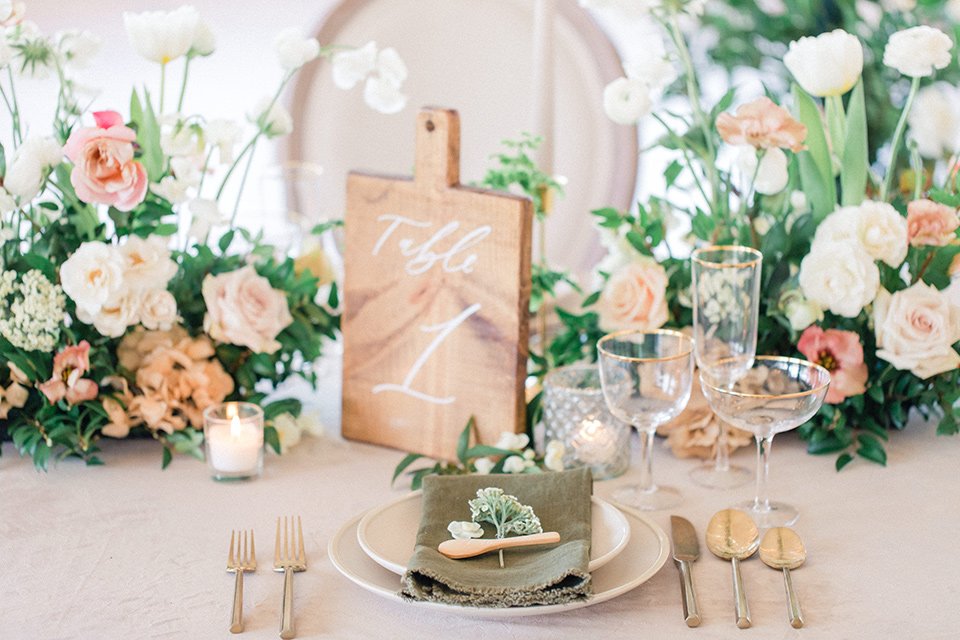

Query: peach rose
874,282,960,379
62,110,148,212
39,341,99,405
906,199,959,247
202,265,293,353
715,97,808,153
596,261,669,331
797,326,868,403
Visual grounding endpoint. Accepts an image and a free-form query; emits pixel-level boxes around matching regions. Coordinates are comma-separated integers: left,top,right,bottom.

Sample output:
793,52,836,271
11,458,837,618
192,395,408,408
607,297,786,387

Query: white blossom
908,83,960,159
473,457,495,474
190,19,216,57
331,41,377,90
248,98,293,138
494,432,530,451
188,197,224,240
883,26,953,78
55,30,103,71
447,521,483,540
123,5,200,65
602,77,652,126
4,135,63,201
60,242,126,316
274,28,320,70
363,76,407,114
0,269,66,352
799,238,879,318
544,440,566,472
204,119,242,164
784,30,863,97
737,146,788,195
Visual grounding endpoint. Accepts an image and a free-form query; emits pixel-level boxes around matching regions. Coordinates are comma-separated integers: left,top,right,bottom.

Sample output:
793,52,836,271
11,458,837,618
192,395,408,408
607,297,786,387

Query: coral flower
39,341,99,405
716,97,808,153
797,326,867,403
906,199,960,247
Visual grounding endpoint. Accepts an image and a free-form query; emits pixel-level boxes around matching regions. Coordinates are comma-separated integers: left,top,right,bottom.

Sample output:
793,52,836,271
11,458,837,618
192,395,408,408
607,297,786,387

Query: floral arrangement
448,487,543,567
0,4,407,469
540,0,960,469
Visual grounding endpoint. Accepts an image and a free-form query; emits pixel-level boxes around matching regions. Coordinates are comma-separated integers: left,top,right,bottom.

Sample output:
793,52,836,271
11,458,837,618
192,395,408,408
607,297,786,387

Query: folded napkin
400,467,594,607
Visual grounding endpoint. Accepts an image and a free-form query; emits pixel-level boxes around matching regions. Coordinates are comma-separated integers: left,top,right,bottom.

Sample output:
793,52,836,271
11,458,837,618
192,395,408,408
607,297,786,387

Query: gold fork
226,530,257,634
274,516,306,639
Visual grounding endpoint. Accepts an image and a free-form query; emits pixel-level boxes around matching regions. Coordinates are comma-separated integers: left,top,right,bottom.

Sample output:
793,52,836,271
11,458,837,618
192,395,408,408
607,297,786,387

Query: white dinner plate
356,492,631,574
329,502,669,618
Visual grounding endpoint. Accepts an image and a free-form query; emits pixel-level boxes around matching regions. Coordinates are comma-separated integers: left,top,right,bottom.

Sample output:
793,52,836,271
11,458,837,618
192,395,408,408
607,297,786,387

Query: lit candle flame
230,415,242,437
226,403,238,420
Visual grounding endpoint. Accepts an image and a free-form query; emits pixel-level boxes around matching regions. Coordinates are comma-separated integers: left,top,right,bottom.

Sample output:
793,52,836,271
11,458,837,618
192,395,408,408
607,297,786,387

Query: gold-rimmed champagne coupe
690,246,762,489
598,330,695,510
700,356,831,528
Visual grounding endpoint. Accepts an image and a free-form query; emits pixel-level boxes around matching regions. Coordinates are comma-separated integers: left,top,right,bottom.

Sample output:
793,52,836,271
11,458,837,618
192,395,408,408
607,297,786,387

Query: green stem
911,148,923,201
177,57,191,113
6,66,22,145
229,139,258,229
159,63,167,115
881,75,921,201
651,112,711,205
215,135,259,201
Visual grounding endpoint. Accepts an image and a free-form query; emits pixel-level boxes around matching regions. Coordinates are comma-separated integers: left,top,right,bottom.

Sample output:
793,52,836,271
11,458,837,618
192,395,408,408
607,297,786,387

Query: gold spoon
760,527,806,628
438,532,561,559
706,509,760,629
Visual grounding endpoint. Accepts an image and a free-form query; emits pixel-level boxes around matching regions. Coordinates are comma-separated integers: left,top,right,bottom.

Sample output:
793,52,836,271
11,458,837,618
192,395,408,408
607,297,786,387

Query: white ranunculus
495,432,530,451
204,119,241,164
737,146,788,195
55,30,103,70
3,135,63,201
331,41,377,90
273,28,320,70
61,242,127,316
799,238,880,318
138,288,178,331
447,521,483,540
120,235,178,291
188,197,224,240
874,283,960,379
602,77,652,126
376,47,407,88
123,5,200,65
854,201,908,268
883,26,953,78
248,98,293,138
908,83,960,159
190,18,216,57
784,29,863,97
363,76,408,114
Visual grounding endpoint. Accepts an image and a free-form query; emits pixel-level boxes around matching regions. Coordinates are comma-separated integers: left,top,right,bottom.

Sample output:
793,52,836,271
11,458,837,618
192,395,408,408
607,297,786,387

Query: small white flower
447,521,483,540
883,26,953,78
150,156,202,204
623,34,676,92
376,47,407,87
248,98,293,138
190,19,216,57
503,455,532,474
204,119,242,164
188,198,224,240
544,440,566,472
273,28,320,70
473,457,495,474
814,202,908,268
784,29,863,97
123,5,200,65
4,135,63,201
494,431,530,451
602,77,652,126
331,41,377,90
271,413,303,454
737,146,789,195
363,76,408,114
55,30,103,71
160,123,202,158
778,289,823,332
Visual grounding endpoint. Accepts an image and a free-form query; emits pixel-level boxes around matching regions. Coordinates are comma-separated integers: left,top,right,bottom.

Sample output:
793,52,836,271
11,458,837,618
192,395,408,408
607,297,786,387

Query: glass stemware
597,330,695,510
700,356,831,528
690,245,762,490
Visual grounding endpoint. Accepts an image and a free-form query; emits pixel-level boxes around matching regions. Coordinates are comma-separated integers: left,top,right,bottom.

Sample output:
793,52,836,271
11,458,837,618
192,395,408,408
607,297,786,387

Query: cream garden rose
813,202,908,268
798,238,879,318
202,265,293,354
596,260,669,331
783,29,863,97
60,241,126,316
874,282,960,379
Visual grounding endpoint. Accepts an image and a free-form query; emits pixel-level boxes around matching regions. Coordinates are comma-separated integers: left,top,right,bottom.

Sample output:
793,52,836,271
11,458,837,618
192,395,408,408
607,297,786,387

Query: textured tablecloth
1,375,957,639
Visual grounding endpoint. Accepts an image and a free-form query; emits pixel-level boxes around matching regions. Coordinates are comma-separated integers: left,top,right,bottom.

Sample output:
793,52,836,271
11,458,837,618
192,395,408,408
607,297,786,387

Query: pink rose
715,97,808,153
906,199,959,247
874,282,960,379
202,265,293,354
62,111,148,212
796,326,867,404
39,341,99,405
596,261,669,331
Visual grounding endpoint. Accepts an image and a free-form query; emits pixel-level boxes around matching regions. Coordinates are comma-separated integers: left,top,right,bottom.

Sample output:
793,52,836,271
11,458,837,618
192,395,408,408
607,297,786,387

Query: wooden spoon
760,527,806,628
706,509,760,629
438,532,560,559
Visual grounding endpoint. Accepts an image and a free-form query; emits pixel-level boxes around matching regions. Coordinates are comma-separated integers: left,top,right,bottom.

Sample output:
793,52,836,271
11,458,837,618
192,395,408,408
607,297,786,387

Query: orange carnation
716,97,807,153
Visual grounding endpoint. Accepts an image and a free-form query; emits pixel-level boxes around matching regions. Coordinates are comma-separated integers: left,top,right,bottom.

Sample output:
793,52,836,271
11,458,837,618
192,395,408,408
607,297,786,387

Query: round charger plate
356,491,630,574
329,502,669,618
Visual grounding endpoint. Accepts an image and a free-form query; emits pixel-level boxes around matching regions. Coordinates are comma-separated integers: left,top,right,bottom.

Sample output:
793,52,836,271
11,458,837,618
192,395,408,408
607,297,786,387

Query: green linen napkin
400,467,594,607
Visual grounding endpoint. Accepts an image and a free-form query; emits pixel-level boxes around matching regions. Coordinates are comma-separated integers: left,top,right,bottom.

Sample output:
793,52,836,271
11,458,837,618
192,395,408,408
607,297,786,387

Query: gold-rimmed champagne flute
700,356,831,528
690,245,762,489
598,330,695,511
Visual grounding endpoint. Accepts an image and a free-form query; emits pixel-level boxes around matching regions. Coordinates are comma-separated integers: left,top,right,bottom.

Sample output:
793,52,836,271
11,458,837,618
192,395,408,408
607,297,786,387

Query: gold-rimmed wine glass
598,330,695,511
690,245,762,490
699,356,831,528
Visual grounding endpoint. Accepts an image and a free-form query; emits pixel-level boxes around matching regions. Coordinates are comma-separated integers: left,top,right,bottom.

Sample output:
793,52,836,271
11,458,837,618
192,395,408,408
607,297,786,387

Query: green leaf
664,160,683,188
835,452,854,471
33,441,51,471
840,81,868,206
938,413,959,436
825,94,846,165
219,230,235,253
392,453,424,485
264,425,281,455
130,89,143,127
151,223,179,236
456,417,473,465
581,290,601,308
856,433,887,466
161,446,173,469
328,282,340,308
867,384,884,404
463,444,514,458
136,90,164,181
0,141,5,176
792,83,836,218
264,397,302,421
625,229,648,254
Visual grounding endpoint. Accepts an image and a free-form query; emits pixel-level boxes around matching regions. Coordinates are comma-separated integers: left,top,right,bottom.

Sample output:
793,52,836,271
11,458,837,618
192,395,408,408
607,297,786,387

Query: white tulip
273,28,320,70
799,238,879,318
883,26,953,78
3,135,63,201
331,41,377,90
248,98,293,138
190,19,216,57
363,76,408,114
602,76,653,126
908,83,960,159
737,146,789,195
123,6,200,65
784,29,863,97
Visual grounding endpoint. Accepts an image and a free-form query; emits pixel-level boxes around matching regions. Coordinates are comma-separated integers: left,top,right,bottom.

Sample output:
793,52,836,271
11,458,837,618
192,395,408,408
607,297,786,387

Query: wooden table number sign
341,107,533,460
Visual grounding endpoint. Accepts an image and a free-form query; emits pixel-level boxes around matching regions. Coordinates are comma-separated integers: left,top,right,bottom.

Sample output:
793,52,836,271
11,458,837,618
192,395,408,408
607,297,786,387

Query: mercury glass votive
542,363,631,480
203,402,264,481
